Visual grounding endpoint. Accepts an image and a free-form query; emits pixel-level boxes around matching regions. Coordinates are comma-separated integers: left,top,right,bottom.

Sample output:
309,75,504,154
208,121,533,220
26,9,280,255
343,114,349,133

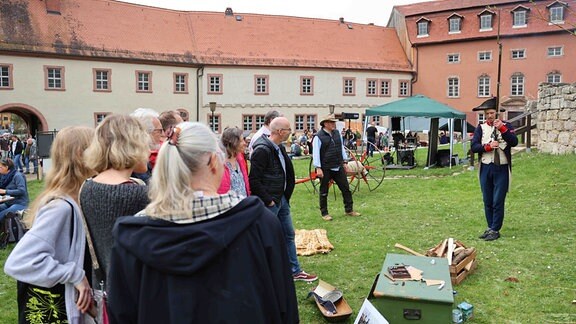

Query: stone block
558,132,571,145
559,109,571,120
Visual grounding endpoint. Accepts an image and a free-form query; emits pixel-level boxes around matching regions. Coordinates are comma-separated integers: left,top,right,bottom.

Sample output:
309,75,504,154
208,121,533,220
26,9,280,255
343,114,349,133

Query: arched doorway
0,103,49,137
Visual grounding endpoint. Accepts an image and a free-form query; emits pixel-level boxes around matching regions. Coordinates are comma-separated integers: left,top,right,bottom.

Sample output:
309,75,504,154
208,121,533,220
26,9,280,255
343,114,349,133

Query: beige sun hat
319,114,339,127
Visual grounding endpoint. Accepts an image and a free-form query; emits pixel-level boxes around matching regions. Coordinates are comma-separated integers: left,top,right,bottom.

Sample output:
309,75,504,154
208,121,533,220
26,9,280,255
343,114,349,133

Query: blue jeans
25,157,38,174
267,196,301,275
13,154,23,172
0,204,27,223
479,163,510,232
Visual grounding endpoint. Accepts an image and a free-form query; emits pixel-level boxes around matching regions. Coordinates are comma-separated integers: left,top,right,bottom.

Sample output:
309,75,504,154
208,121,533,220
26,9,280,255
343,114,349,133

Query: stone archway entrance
0,103,49,137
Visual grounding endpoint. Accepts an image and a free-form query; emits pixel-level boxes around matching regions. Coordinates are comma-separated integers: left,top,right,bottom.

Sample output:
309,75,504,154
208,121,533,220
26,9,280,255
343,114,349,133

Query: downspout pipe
196,66,204,122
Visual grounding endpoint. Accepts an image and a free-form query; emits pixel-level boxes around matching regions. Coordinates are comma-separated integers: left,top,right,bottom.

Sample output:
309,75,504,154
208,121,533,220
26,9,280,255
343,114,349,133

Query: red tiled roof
400,0,576,45
395,0,523,17
0,0,412,72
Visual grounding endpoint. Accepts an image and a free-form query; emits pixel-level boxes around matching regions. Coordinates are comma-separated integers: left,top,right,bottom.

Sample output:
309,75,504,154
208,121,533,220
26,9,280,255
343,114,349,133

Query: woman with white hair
107,122,298,323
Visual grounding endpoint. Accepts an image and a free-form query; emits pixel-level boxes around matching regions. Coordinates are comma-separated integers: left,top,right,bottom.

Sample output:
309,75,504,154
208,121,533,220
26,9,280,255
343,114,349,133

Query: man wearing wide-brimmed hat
312,114,361,221
471,97,518,241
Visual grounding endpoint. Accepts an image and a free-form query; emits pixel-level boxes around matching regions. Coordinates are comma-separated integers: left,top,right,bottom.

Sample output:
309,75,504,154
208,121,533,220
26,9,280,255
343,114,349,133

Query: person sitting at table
0,158,29,222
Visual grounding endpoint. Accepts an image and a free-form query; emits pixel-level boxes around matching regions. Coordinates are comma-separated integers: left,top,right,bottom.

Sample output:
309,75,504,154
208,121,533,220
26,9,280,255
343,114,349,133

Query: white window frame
417,21,429,37
447,53,460,63
379,79,391,97
478,76,491,97
254,75,269,95
449,17,462,33
511,74,525,96
94,69,110,91
343,77,355,96
480,14,493,31
549,6,564,23
447,77,460,98
208,74,223,94
513,10,527,27
511,49,526,59
547,73,561,84
399,80,410,97
300,76,313,95
367,79,378,96
0,64,13,89
295,114,316,131
45,66,65,90
174,73,188,93
547,46,563,57
478,51,492,61
136,71,152,92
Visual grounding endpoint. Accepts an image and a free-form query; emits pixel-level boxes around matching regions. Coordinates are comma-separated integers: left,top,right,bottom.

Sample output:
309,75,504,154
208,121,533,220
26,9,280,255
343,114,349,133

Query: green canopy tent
365,95,466,167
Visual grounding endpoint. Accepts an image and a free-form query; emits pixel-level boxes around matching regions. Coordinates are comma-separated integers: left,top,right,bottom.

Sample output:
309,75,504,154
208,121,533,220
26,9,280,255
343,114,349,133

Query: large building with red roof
0,0,413,133
389,0,575,124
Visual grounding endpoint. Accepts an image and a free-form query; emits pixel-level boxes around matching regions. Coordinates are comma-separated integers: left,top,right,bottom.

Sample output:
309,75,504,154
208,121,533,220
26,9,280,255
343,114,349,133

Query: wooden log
394,243,425,257
453,247,475,265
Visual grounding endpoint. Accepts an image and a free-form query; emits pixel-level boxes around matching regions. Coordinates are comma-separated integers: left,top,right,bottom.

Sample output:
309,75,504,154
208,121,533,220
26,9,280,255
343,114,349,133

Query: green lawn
1,152,575,323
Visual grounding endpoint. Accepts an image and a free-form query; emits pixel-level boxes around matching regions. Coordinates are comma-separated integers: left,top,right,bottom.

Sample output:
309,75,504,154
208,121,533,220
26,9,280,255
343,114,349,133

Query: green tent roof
366,95,466,119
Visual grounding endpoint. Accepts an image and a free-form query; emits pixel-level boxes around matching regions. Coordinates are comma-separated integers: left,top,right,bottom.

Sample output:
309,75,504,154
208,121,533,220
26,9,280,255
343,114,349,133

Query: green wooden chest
368,253,454,323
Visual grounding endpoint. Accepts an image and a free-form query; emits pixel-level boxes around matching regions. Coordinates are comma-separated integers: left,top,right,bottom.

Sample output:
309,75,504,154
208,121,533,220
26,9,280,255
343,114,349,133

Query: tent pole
449,118,453,168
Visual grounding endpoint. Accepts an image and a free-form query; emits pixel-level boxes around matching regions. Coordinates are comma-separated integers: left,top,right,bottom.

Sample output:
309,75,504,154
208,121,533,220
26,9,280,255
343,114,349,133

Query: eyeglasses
152,128,164,134
279,128,292,132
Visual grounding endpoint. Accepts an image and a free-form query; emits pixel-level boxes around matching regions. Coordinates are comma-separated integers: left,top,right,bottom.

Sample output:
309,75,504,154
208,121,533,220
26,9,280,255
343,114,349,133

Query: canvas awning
365,95,466,168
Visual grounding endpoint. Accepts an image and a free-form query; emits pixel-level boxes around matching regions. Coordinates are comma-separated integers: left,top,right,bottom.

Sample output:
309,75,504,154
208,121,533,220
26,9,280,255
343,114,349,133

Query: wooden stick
394,243,425,257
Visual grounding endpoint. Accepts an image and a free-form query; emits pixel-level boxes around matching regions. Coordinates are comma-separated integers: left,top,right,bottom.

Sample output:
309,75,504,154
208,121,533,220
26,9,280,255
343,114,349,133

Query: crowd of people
1,103,517,322
3,108,352,324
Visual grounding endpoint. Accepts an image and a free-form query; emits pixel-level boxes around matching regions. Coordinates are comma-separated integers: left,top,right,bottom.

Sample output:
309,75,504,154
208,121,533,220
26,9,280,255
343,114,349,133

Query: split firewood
453,247,475,265
464,260,474,271
437,239,448,257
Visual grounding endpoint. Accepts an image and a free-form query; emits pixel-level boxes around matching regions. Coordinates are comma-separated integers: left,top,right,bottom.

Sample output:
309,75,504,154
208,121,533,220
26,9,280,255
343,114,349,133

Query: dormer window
511,6,530,27
478,9,495,31
416,17,430,37
548,1,567,23
448,13,463,33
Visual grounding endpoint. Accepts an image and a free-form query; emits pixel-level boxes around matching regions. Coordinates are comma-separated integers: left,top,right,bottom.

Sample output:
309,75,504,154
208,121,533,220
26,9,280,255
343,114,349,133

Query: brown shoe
345,211,361,217
322,215,333,221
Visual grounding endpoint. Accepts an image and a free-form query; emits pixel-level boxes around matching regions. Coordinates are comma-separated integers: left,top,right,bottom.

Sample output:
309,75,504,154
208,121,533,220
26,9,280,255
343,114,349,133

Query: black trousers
319,167,353,216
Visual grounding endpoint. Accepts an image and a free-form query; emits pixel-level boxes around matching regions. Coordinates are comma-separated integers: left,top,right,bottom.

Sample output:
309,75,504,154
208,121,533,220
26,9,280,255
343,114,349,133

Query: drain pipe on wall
196,66,204,122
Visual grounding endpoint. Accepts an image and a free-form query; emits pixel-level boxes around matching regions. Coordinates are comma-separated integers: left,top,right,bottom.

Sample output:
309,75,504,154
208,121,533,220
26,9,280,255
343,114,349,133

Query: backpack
1,210,28,247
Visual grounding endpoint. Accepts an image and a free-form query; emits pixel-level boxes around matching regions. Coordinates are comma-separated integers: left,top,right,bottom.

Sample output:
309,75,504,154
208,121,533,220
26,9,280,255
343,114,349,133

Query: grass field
1,151,575,323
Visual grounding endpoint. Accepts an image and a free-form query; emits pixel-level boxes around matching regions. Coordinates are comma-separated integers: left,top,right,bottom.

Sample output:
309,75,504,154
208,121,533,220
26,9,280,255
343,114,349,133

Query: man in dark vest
312,114,361,221
471,97,518,241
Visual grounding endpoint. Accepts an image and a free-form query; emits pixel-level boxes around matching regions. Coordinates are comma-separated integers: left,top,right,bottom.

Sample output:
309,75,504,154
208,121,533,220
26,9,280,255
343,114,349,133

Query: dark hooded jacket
107,196,299,324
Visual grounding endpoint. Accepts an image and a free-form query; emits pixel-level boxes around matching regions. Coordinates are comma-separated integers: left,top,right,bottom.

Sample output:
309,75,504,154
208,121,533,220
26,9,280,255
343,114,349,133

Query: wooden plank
447,238,454,265
394,243,425,257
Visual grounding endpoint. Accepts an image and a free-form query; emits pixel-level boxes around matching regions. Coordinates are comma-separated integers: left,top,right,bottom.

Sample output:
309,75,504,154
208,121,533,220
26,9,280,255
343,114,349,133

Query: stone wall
537,83,576,154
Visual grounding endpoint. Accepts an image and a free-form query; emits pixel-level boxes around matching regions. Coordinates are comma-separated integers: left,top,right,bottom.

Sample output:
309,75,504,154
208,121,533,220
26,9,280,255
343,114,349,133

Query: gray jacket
4,197,87,324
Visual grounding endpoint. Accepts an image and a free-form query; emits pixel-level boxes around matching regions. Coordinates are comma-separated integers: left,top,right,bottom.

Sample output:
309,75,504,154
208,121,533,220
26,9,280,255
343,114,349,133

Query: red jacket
217,153,251,195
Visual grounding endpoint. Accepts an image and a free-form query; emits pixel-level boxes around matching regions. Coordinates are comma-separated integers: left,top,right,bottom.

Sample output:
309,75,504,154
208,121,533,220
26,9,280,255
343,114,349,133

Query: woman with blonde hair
80,114,150,279
5,126,95,324
217,127,250,196
107,122,298,323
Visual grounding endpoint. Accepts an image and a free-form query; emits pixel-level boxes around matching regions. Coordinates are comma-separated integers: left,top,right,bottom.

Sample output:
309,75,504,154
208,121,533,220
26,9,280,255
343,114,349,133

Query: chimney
339,17,345,23
45,0,61,15
225,7,233,16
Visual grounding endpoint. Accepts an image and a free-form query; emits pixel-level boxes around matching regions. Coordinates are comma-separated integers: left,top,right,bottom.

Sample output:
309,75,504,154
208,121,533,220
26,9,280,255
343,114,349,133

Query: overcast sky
119,0,431,26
